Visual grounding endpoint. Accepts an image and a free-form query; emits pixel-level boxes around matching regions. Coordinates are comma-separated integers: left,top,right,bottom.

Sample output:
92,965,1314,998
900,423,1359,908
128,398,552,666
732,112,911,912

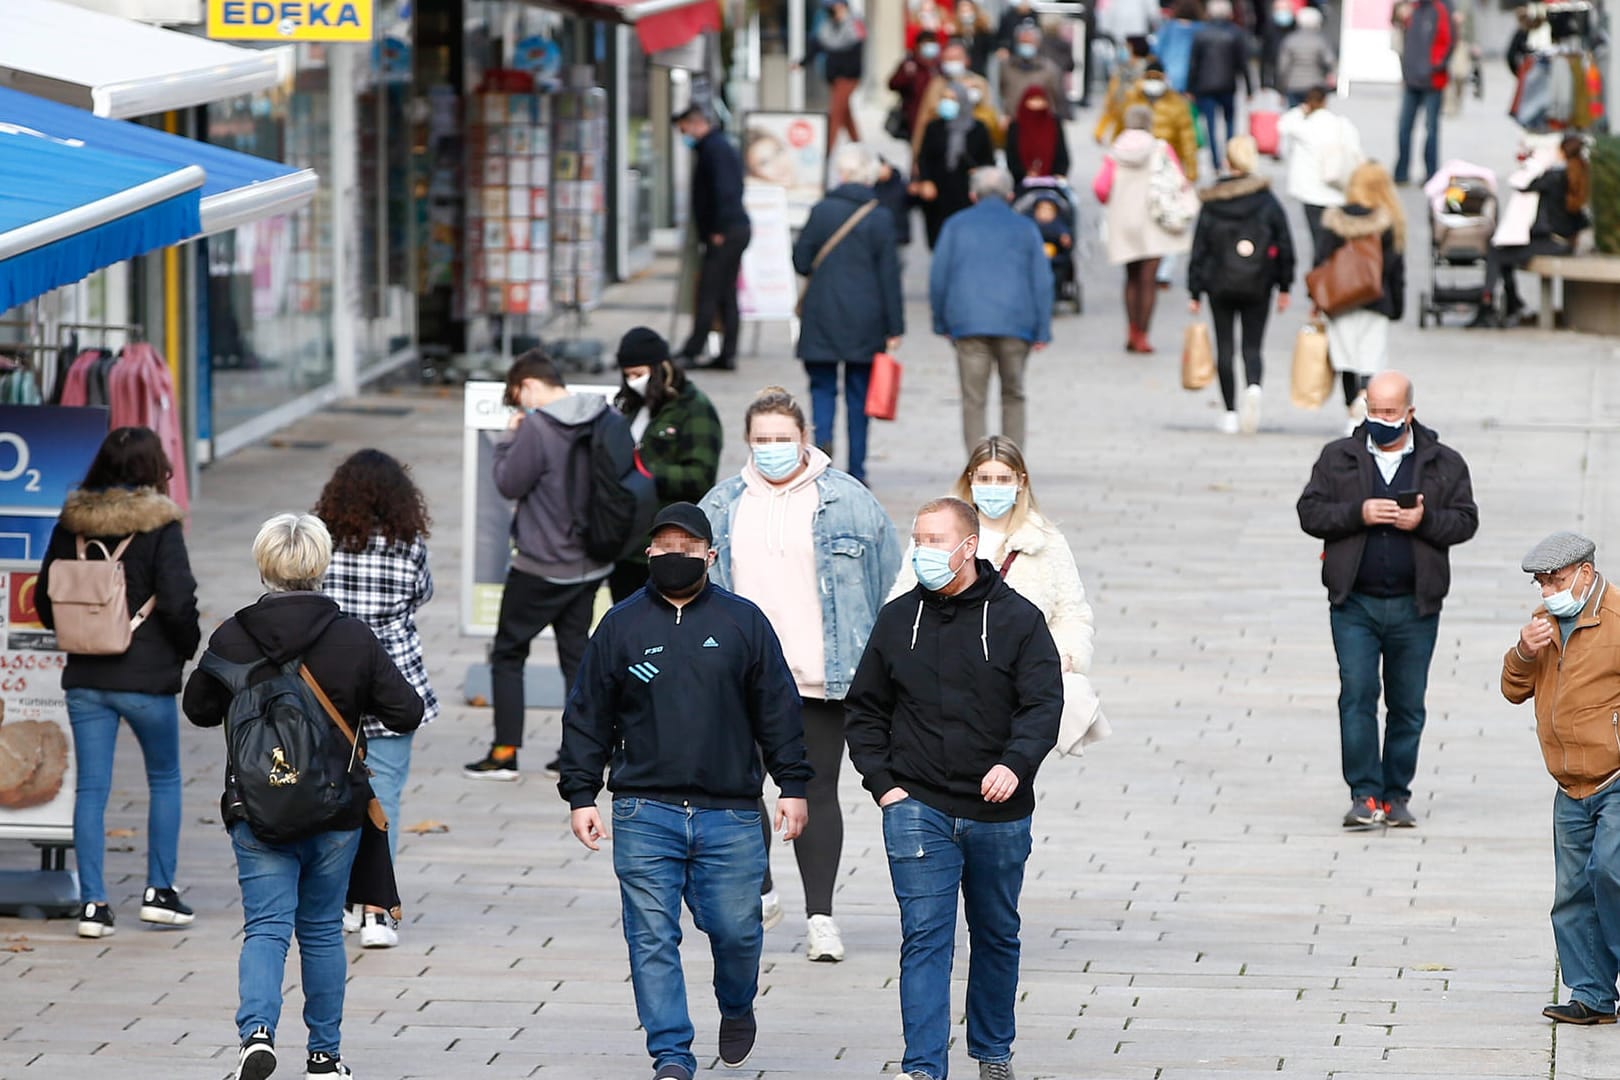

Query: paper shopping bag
1290,320,1334,409
1181,323,1214,391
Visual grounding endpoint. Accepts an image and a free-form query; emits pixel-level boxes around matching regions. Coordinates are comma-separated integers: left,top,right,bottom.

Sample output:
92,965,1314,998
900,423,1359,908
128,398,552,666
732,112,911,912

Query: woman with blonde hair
1315,161,1407,433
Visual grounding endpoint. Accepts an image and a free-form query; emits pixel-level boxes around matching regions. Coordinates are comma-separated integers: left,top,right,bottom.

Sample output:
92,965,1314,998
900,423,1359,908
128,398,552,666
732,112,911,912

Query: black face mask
649,553,708,598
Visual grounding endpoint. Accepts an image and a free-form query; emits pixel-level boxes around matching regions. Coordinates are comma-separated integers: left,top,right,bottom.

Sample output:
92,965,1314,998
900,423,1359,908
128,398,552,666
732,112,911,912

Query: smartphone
1396,489,1420,509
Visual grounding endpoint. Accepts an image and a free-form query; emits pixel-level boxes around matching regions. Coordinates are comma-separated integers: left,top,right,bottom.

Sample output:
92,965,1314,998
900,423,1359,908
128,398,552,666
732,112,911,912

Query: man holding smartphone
1296,371,1479,829
1503,532,1620,1026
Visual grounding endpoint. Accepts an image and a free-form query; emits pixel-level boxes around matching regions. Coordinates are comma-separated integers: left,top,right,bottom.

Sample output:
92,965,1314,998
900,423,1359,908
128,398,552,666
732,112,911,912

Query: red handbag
865,351,902,420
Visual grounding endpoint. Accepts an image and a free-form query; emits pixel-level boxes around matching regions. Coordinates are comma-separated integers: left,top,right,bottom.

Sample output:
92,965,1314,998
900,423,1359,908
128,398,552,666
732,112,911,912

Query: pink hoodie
730,447,831,698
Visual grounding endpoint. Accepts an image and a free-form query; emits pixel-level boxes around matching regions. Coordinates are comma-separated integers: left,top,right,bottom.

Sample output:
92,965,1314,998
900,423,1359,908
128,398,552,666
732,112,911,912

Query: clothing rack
57,321,143,345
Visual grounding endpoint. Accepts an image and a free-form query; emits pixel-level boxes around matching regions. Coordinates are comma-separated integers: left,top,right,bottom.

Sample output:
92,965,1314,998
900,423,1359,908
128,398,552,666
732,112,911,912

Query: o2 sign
0,406,109,512
0,433,41,493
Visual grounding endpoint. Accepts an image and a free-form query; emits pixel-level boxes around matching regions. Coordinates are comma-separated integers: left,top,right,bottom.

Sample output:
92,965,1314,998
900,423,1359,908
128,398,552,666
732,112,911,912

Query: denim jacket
700,467,901,700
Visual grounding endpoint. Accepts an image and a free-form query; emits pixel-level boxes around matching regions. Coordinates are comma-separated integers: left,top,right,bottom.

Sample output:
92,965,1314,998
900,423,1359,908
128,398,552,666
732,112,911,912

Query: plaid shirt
322,533,439,737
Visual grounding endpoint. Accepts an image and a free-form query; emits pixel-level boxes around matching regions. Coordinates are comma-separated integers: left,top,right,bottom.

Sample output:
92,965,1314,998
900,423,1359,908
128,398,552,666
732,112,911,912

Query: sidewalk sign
741,111,828,229
1337,0,1403,93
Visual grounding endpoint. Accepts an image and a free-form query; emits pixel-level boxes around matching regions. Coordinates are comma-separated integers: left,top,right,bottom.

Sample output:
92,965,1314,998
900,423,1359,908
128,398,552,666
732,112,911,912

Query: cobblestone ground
4,72,1620,1080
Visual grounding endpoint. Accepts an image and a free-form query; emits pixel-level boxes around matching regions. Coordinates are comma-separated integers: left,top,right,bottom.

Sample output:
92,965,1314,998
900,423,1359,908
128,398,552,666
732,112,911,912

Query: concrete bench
1524,254,1620,333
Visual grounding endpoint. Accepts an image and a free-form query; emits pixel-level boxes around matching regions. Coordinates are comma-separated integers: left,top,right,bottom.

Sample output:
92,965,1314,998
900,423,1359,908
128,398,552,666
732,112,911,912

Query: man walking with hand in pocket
846,496,1062,1080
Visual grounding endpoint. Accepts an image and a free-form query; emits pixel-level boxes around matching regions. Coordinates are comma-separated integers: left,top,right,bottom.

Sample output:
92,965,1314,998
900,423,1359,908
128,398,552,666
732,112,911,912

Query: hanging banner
207,0,374,42
738,183,798,323
742,111,828,229
1337,0,1403,92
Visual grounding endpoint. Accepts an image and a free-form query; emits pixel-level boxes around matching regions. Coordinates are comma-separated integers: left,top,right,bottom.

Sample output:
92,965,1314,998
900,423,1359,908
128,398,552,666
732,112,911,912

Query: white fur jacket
890,510,1096,674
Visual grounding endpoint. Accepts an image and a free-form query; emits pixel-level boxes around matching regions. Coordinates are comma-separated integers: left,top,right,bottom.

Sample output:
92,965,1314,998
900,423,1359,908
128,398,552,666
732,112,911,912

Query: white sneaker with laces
359,912,398,949
760,889,783,932
342,905,361,934
805,914,845,962
1240,384,1263,434
1217,411,1239,435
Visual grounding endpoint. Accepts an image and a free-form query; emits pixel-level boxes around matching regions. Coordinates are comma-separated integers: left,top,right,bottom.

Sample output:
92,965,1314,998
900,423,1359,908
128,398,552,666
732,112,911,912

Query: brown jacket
1501,573,1620,798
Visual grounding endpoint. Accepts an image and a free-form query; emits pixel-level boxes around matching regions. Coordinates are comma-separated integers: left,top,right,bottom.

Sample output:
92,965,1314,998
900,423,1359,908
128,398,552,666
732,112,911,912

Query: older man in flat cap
1504,531,1620,1026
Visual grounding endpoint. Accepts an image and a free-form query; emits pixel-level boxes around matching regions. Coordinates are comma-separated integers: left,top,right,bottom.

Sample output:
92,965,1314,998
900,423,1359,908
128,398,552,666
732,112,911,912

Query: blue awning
0,86,318,311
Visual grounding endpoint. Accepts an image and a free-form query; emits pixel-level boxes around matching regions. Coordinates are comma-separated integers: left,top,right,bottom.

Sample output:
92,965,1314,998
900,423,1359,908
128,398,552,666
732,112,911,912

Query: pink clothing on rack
58,349,103,407
107,343,190,512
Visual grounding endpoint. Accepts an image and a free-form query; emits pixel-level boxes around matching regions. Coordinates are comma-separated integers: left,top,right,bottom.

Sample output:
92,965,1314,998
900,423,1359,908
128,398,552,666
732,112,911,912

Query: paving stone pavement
5,74,1620,1080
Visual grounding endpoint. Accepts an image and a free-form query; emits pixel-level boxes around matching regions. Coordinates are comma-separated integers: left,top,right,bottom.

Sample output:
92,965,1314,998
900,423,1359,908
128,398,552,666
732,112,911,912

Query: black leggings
759,698,845,916
1343,372,1370,406
1208,295,1270,411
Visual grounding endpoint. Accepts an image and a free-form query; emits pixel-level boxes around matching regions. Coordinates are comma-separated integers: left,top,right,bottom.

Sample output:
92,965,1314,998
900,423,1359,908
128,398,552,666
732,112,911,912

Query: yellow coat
1097,87,1198,182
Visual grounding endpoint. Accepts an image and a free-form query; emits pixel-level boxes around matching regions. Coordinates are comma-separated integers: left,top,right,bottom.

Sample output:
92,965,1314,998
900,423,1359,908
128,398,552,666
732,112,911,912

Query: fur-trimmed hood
1199,173,1270,203
1322,203,1393,239
58,487,183,537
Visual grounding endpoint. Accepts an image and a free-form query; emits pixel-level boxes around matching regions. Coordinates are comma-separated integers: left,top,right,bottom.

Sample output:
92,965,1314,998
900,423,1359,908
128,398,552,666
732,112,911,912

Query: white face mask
626,372,652,396
941,59,966,78
1140,79,1167,98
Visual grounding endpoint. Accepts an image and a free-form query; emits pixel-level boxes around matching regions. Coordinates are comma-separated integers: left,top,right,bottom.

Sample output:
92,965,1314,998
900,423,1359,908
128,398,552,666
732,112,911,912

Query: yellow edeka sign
207,0,373,41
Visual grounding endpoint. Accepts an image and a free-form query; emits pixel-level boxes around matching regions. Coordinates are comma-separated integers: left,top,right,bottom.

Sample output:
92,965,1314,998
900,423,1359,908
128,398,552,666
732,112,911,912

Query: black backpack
571,410,658,563
1205,211,1276,300
199,650,360,845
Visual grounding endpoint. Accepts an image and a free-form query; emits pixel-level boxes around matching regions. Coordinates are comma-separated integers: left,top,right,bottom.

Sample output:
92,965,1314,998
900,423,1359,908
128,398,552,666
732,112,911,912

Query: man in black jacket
1187,0,1253,171
1297,371,1478,830
845,496,1062,1080
673,105,751,371
558,502,809,1080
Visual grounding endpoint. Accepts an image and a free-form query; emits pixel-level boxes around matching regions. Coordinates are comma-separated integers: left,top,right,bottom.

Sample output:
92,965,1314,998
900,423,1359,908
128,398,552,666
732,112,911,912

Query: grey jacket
1276,29,1336,95
494,392,613,582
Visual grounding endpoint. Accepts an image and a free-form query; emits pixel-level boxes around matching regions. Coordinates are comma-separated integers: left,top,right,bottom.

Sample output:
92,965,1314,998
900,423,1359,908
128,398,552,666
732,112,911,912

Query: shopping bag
1181,323,1214,390
1057,671,1111,757
865,351,902,420
1305,233,1384,316
1290,320,1334,409
1249,91,1283,157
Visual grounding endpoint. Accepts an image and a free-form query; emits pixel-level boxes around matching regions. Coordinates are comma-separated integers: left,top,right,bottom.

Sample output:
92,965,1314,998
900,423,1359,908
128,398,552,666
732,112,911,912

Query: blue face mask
1016,42,1038,58
752,442,801,481
1365,415,1408,447
919,42,941,60
1545,569,1593,617
936,98,961,121
681,132,699,149
913,537,971,592
972,484,1018,520
1272,11,1294,25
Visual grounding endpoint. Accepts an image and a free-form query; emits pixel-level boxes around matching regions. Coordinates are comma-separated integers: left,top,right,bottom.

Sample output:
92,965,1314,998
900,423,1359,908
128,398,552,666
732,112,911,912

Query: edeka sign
207,0,373,42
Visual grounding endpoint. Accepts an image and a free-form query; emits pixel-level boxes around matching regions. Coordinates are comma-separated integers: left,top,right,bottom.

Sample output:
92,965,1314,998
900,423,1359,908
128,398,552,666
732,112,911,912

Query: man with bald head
1297,371,1479,829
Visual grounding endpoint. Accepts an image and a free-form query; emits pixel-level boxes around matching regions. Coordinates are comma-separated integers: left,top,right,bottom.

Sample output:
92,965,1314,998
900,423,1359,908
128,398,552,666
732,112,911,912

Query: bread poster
0,567,74,838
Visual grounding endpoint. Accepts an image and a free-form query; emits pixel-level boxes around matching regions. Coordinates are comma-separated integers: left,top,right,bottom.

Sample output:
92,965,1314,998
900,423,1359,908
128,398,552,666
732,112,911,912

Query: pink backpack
46,536,156,655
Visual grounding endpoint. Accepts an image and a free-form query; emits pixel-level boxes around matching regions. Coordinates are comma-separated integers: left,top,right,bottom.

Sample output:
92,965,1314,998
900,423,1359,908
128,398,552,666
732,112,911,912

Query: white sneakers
342,905,361,934
1217,411,1240,435
805,915,845,962
1240,385,1263,434
760,889,783,932
359,912,399,949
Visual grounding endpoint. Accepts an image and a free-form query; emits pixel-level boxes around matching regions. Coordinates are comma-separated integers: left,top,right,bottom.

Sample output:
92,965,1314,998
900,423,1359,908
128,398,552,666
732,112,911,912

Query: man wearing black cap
1503,531,1620,1026
558,502,810,1080
673,105,750,371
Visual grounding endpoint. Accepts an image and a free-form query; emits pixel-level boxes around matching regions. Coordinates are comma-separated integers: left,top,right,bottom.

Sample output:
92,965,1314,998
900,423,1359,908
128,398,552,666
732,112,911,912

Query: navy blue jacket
557,582,812,809
691,129,749,238
929,198,1053,343
793,183,905,364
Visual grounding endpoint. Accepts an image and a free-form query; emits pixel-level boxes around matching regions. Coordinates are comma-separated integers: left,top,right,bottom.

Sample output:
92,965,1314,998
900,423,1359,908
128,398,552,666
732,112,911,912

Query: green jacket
617,381,723,563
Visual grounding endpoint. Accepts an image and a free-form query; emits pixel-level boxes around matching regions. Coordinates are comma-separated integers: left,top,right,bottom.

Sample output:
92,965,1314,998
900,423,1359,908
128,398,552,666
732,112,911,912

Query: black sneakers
77,902,114,939
1543,1000,1617,1024
305,1051,353,1078
139,886,195,926
1383,799,1418,828
654,1066,693,1080
542,755,562,779
237,1027,276,1080
979,1063,1016,1080
1342,796,1384,828
463,750,518,781
717,1010,757,1068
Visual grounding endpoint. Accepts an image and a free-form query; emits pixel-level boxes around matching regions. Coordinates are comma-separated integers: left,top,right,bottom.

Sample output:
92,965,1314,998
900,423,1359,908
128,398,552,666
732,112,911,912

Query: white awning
0,0,290,120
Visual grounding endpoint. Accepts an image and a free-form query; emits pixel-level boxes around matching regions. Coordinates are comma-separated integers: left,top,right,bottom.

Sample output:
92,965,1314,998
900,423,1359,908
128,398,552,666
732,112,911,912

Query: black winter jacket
1188,173,1296,299
1524,167,1591,245
36,487,200,695
183,592,424,831
691,129,749,238
1317,204,1407,320
1188,20,1253,97
845,562,1062,823
557,582,812,810
792,183,905,364
1296,421,1479,616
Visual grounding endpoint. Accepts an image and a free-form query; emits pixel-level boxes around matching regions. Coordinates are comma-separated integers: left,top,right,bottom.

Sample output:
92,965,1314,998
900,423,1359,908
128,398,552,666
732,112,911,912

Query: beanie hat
617,327,669,369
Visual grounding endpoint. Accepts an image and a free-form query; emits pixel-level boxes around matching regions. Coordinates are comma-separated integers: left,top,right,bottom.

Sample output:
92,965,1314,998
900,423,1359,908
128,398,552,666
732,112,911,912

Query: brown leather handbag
1306,234,1384,317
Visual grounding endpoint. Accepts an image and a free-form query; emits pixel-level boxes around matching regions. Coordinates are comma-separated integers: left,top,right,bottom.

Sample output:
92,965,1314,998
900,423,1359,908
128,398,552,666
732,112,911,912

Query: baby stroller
1418,163,1498,328
1012,177,1084,314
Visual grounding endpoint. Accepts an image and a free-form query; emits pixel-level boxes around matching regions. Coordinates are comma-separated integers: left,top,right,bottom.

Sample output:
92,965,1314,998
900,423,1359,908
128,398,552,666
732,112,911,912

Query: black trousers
1208,294,1271,411
489,568,597,748
608,559,647,604
680,223,751,363
1302,204,1326,266
759,697,846,916
1485,238,1571,310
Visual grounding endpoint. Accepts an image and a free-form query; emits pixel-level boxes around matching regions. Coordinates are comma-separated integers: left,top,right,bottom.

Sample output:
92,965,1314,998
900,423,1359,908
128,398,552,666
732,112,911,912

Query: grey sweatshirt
493,392,613,583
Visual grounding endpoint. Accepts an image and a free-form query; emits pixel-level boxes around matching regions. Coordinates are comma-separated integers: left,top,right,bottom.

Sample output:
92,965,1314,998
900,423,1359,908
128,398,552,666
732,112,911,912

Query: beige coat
1094,129,1194,265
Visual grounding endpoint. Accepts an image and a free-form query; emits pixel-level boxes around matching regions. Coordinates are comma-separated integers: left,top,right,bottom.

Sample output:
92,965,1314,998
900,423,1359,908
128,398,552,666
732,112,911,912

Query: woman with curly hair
312,449,436,949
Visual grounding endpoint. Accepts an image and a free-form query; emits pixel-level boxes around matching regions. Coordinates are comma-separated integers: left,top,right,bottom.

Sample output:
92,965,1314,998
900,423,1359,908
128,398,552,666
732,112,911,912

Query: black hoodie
1187,173,1296,301
845,560,1063,823
183,592,424,830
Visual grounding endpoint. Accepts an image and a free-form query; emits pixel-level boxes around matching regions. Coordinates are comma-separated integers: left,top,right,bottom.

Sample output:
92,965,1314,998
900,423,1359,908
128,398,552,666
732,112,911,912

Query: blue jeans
1552,785,1620,1012
364,733,413,862
1395,87,1443,183
805,360,873,483
231,821,361,1053
612,798,766,1076
1328,593,1440,802
882,797,1032,1080
1196,92,1236,170
64,688,182,903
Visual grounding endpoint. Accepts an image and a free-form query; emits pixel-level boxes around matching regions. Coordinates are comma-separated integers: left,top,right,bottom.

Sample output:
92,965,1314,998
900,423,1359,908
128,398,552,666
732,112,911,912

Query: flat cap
1522,531,1596,574
651,502,713,544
